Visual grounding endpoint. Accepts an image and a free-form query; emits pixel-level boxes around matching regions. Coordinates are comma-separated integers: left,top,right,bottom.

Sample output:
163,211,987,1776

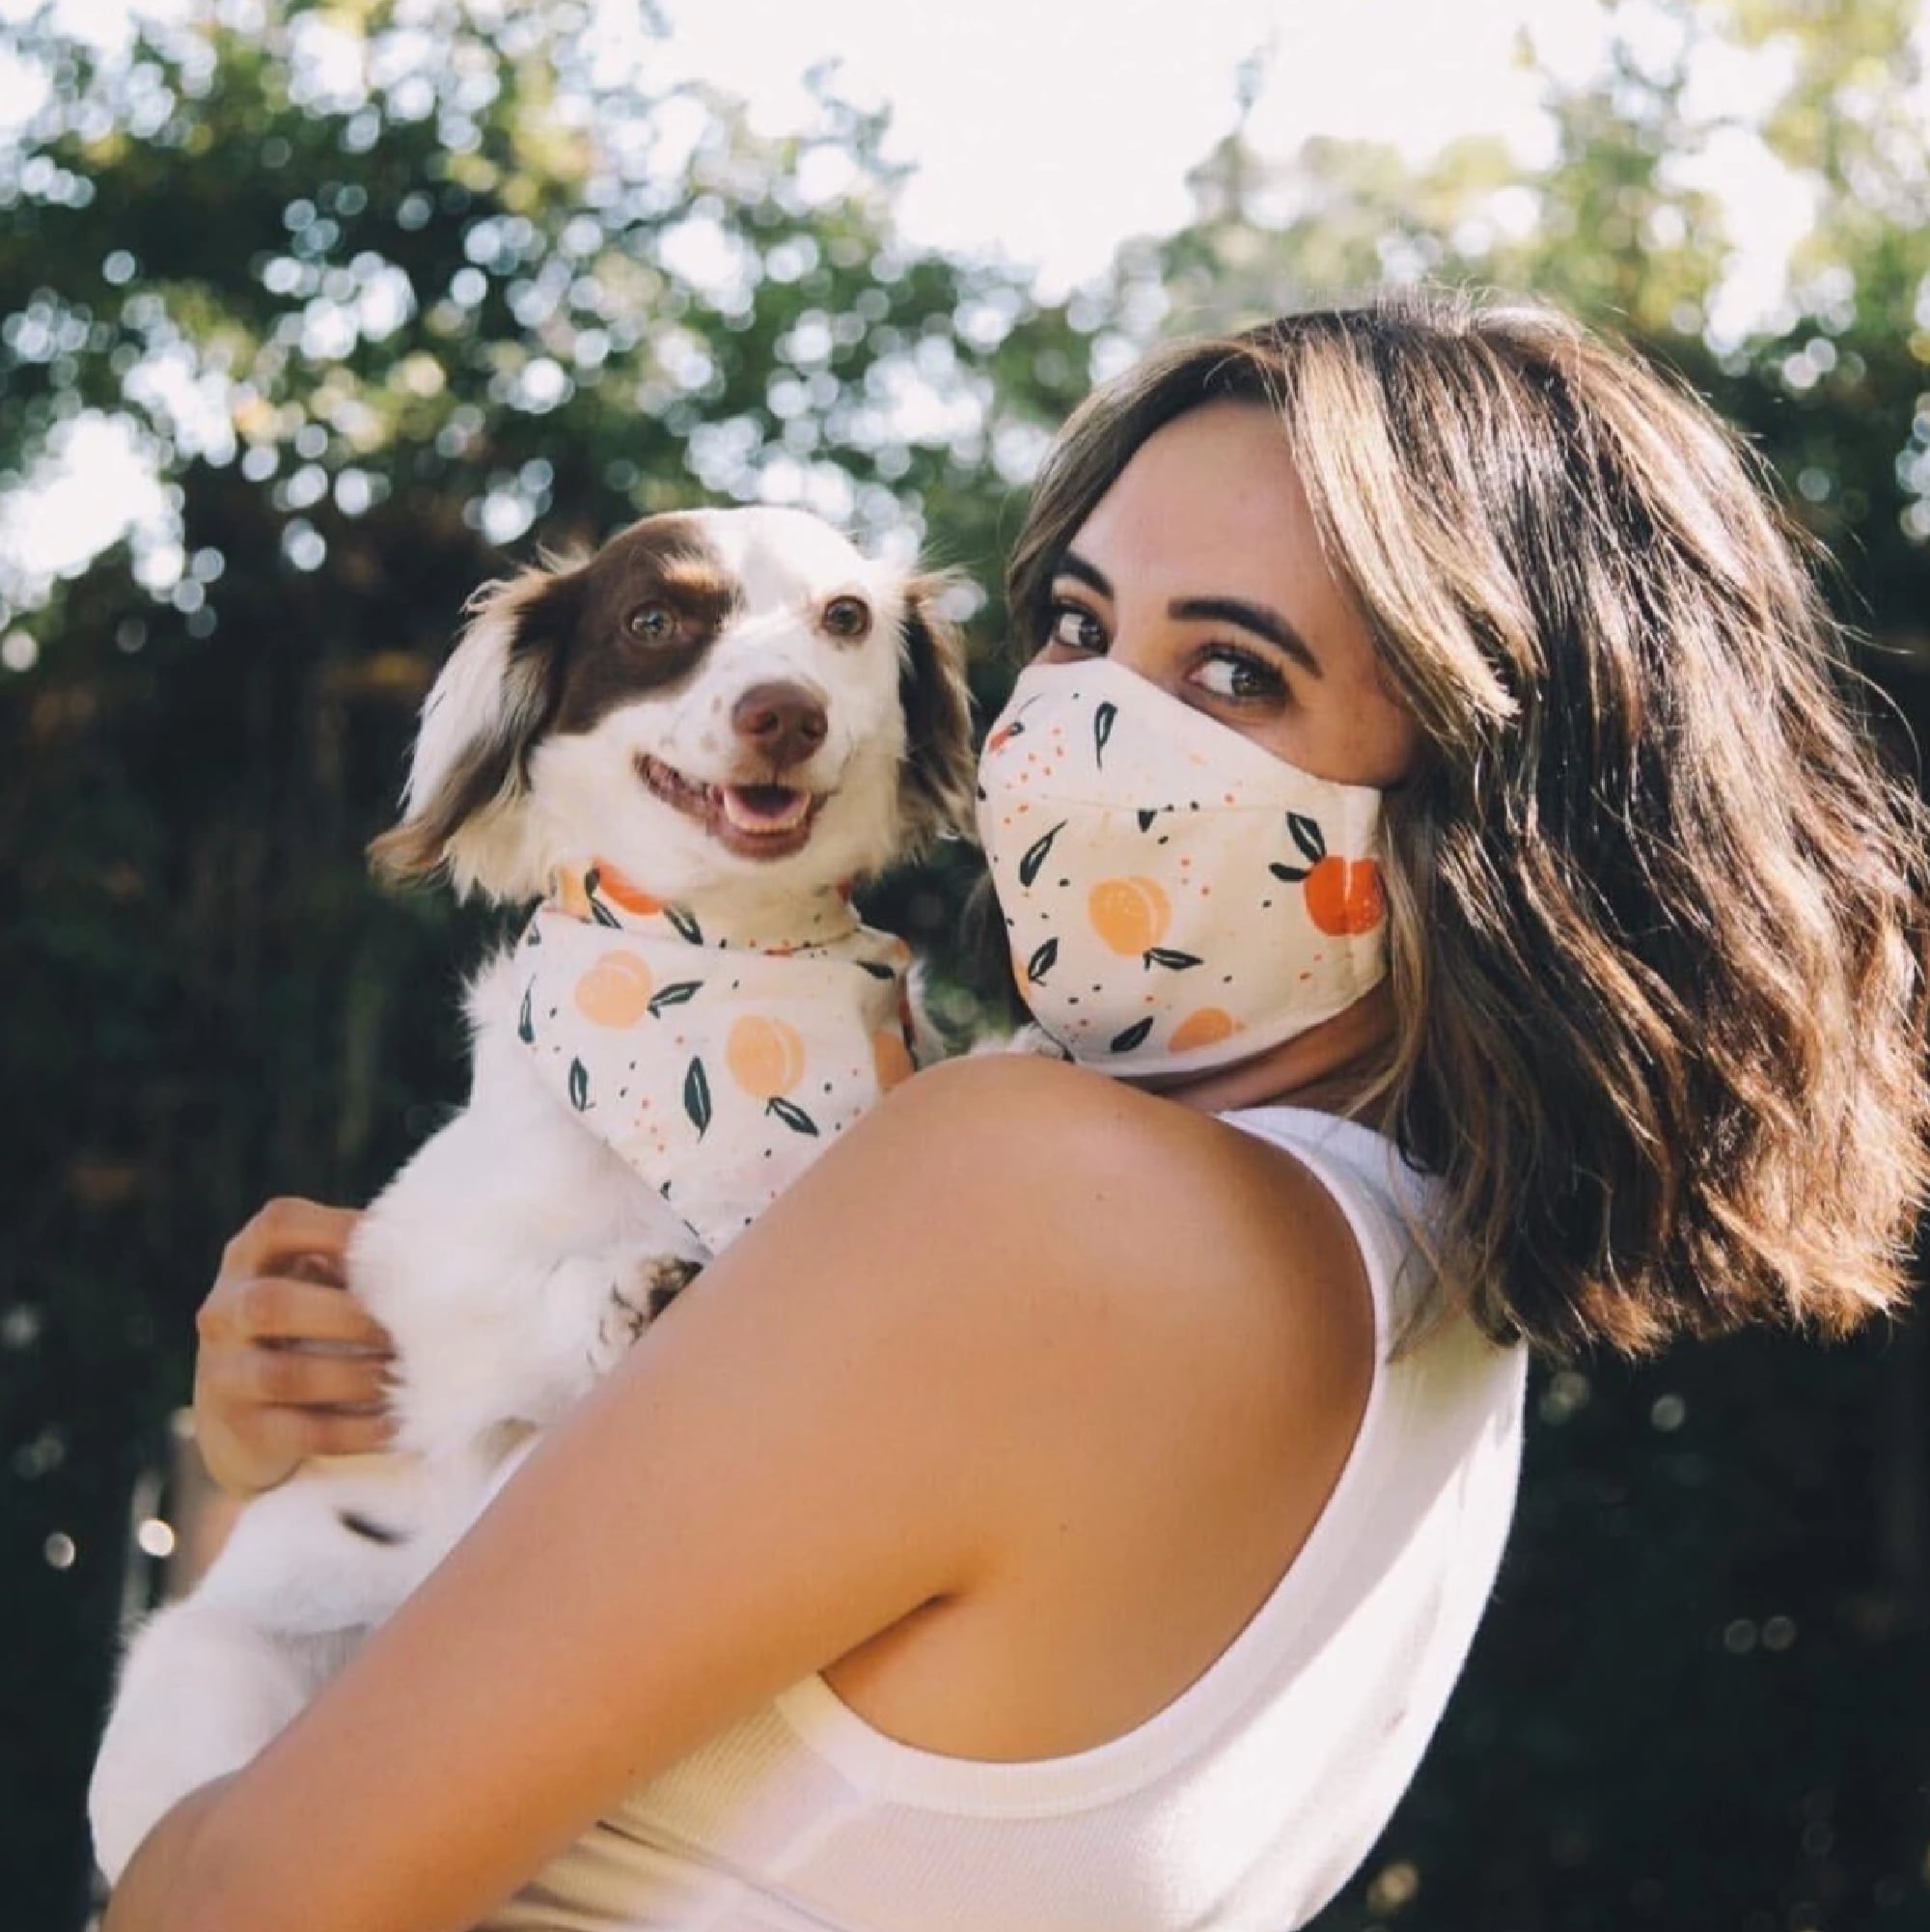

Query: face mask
976,657,1389,1079
515,862,915,1254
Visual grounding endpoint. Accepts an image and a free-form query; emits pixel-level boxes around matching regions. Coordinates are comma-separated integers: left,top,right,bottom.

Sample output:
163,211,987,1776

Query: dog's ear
896,573,978,855
369,560,586,899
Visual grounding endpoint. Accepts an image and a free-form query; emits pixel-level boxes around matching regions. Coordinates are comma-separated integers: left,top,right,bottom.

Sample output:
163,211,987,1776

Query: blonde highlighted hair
1008,289,1930,1356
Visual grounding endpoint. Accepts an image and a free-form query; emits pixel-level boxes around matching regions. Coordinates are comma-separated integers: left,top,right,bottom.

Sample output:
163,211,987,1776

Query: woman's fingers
193,1330,399,1497
218,1197,364,1283
201,1273,394,1353
222,1339,394,1412
269,1402,400,1462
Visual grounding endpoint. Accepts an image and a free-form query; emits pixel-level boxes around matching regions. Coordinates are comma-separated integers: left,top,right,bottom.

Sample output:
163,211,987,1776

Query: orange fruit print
872,1029,915,1091
572,952,654,1027
726,1015,807,1100
1169,1007,1239,1053
1089,876,1172,957
592,859,666,918
1303,856,1385,936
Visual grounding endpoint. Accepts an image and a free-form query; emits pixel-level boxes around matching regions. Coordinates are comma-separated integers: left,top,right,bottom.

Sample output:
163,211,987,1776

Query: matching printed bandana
516,862,915,1254
976,657,1389,1079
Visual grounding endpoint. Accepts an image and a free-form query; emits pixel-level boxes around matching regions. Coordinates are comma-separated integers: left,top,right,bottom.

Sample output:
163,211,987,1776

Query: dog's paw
590,1256,702,1372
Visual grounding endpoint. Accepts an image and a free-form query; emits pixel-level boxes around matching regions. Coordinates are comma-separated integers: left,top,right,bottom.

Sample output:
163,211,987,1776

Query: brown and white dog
89,508,976,1881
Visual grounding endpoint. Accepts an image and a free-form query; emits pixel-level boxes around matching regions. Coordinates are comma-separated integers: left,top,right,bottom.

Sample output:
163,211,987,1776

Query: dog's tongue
721,785,810,833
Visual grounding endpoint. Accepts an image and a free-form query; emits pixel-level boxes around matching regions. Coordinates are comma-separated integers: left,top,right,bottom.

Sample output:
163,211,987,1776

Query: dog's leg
528,1245,703,1419
89,1599,361,1882
88,1451,453,1881
356,1025,704,1451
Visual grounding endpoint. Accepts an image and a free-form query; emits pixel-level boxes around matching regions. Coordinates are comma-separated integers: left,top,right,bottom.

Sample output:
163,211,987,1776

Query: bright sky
0,0,1854,648
1,0,1827,307
653,0,1602,291
644,0,1815,319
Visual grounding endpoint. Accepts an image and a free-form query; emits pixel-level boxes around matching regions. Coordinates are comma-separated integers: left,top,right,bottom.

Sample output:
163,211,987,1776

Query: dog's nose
731,682,829,769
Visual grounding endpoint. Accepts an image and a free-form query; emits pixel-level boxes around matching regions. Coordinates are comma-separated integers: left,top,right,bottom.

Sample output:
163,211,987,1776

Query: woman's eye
822,595,871,640
1192,648,1282,703
626,602,677,643
1046,603,1106,653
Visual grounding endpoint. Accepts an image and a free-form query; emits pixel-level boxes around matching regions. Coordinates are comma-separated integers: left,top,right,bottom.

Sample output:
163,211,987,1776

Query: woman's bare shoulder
783,1049,1379,1533
776,1051,1382,1757
833,1048,1377,1321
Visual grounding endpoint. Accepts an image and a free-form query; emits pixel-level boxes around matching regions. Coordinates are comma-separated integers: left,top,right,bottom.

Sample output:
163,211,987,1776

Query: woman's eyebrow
1169,596,1325,678
1055,550,1112,598
1054,552,1324,678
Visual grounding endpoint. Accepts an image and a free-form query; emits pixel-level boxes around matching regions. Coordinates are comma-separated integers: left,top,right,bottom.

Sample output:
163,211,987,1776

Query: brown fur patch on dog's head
896,573,978,855
368,562,584,896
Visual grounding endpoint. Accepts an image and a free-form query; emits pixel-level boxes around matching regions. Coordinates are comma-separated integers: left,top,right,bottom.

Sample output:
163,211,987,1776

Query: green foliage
0,6,1087,1918
1095,8,1930,1927
5,2,1928,1927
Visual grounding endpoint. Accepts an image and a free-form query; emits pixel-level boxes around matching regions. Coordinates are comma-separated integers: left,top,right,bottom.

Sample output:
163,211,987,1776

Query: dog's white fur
89,508,971,1881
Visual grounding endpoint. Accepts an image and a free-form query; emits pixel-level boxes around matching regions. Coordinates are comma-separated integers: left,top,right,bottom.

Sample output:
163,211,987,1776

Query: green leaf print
1018,820,1066,889
683,1057,713,1138
1109,1016,1155,1053
1027,937,1059,983
517,985,535,1043
1144,947,1202,970
567,1058,591,1110
647,980,702,1016
765,1095,820,1137
666,905,704,946
1287,814,1327,867
1093,700,1117,768
1269,861,1311,884
856,958,897,980
581,871,621,928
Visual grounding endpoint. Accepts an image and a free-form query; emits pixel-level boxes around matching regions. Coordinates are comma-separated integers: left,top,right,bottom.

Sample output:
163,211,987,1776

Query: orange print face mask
977,658,1388,1079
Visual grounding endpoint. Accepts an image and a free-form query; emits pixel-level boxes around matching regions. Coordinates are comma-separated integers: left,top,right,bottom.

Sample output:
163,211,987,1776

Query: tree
11,1,1930,1925
0,6,1089,1918
1091,4,1930,1926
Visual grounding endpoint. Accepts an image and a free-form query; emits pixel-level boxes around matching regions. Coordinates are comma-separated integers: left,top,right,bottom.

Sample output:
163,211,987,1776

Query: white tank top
484,1105,1528,1932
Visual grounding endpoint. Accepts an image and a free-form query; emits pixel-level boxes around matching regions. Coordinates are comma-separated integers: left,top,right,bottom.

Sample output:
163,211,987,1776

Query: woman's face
1036,399,1419,787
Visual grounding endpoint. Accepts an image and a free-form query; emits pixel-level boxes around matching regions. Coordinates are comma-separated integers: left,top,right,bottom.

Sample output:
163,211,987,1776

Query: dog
88,506,977,1881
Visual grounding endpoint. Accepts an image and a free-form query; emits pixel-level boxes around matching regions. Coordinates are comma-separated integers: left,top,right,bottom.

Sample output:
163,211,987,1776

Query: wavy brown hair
1006,289,1930,1357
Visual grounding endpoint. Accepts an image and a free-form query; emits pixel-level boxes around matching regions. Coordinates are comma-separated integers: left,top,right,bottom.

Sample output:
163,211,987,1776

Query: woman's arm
107,1054,1366,1932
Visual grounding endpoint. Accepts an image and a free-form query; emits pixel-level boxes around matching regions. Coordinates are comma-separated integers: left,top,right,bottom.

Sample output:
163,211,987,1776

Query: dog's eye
821,596,871,641
626,602,679,644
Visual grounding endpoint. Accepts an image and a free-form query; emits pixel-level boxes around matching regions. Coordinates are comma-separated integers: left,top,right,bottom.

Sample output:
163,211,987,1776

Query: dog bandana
515,861,916,1253
977,656,1388,1079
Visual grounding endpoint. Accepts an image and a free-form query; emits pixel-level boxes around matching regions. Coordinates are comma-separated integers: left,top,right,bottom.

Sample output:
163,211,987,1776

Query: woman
106,290,1930,1932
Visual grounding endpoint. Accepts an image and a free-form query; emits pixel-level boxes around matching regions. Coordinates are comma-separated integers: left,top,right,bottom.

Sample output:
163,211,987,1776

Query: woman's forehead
1070,400,1314,580
1065,400,1379,679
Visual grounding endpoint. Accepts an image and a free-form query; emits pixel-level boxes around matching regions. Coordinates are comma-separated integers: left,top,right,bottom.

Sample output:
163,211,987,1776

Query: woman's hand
192,1199,396,1498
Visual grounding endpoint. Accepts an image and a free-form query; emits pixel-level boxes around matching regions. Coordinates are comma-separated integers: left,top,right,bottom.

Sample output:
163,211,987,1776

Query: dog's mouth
637,754,826,860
